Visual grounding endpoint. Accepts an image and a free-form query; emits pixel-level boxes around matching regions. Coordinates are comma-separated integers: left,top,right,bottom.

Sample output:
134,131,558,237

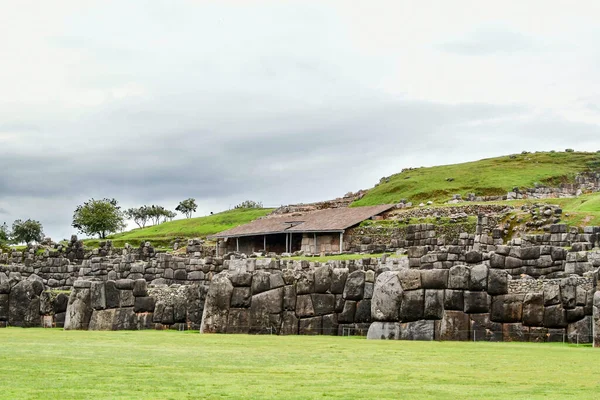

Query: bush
565,148,575,152
234,200,263,209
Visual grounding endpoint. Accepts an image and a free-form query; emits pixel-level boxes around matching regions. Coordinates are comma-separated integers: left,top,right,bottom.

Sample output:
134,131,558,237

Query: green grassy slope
85,208,273,248
1,329,598,399
353,151,600,206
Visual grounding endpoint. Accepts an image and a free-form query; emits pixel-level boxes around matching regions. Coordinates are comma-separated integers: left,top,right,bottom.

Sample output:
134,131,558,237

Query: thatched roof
209,205,394,238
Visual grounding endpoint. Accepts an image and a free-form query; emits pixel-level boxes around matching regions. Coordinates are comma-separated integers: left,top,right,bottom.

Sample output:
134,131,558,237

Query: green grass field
353,151,600,206
84,208,274,248
1,329,599,399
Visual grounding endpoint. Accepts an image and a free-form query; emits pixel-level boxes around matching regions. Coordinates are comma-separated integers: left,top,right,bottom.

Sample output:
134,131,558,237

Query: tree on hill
72,198,126,239
175,198,197,218
11,219,44,244
0,222,10,245
234,200,263,209
146,205,175,226
125,206,150,229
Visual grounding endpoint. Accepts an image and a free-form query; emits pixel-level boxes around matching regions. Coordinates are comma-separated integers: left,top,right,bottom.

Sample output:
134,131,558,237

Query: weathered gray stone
543,284,561,306
399,320,435,341
330,268,348,294
522,293,544,327
64,288,92,330
280,311,299,335
544,304,567,328
134,296,155,313
490,294,524,323
463,291,490,314
559,277,577,309
367,322,400,340
311,293,335,316
283,285,296,311
90,282,106,310
503,323,528,342
0,294,8,321
314,265,332,293
115,279,134,290
133,279,148,297
8,280,43,328
469,264,488,291
230,271,252,287
343,270,365,300
295,294,315,318
251,271,271,295
269,272,285,290
200,273,234,334
399,290,424,322
249,287,284,334
420,269,448,290
231,287,252,308
296,271,315,295
299,316,322,335
424,290,444,320
322,314,338,336
487,269,508,295
470,313,502,341
104,281,120,309
371,271,403,322
355,300,372,323
444,289,464,311
438,310,470,341
448,265,470,290
398,269,421,290
338,301,356,323
120,290,135,308
567,316,592,344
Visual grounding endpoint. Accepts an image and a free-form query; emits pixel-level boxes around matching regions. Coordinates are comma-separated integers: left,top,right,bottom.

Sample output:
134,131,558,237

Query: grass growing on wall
0,329,599,399
353,151,600,206
84,208,274,248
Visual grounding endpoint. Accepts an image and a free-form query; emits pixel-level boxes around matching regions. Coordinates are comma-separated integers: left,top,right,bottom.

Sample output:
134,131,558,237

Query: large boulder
399,290,424,322
522,293,544,327
367,322,400,340
311,294,335,316
200,273,234,334
314,265,333,293
487,270,508,295
463,291,491,314
343,271,365,300
8,280,44,327
438,310,470,341
249,287,284,333
448,265,469,290
469,264,488,291
371,271,403,322
420,270,448,289
64,287,93,330
423,290,444,320
490,294,524,323
399,320,435,341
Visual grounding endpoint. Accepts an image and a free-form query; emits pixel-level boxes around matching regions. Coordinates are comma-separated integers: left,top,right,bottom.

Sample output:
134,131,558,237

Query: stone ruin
3,229,600,347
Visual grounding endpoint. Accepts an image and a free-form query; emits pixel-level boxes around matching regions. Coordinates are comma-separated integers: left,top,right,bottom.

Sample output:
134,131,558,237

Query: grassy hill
85,208,273,249
353,151,600,206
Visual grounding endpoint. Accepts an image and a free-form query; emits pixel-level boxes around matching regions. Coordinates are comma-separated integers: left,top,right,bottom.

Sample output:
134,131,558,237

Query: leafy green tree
72,198,126,239
175,198,197,218
0,222,10,245
162,209,177,223
11,219,44,244
125,206,150,229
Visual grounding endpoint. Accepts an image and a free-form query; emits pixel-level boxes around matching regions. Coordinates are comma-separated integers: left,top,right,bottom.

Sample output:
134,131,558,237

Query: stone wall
0,272,69,328
200,258,381,335
368,266,594,343
64,279,207,331
523,225,599,249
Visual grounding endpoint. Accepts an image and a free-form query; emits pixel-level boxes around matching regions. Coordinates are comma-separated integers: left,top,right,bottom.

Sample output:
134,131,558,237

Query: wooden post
285,234,288,253
264,235,267,252
236,237,239,252
314,233,317,254
289,233,293,253
339,232,344,254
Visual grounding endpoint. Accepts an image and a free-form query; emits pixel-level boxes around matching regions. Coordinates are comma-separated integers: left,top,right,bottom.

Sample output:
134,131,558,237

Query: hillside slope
353,151,600,206
85,208,274,248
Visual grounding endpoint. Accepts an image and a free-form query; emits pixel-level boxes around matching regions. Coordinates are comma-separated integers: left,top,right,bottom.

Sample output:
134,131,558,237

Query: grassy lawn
354,151,600,206
1,329,599,399
84,208,274,248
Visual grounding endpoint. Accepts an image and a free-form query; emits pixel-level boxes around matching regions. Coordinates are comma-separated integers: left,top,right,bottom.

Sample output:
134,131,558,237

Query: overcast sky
2,0,600,240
